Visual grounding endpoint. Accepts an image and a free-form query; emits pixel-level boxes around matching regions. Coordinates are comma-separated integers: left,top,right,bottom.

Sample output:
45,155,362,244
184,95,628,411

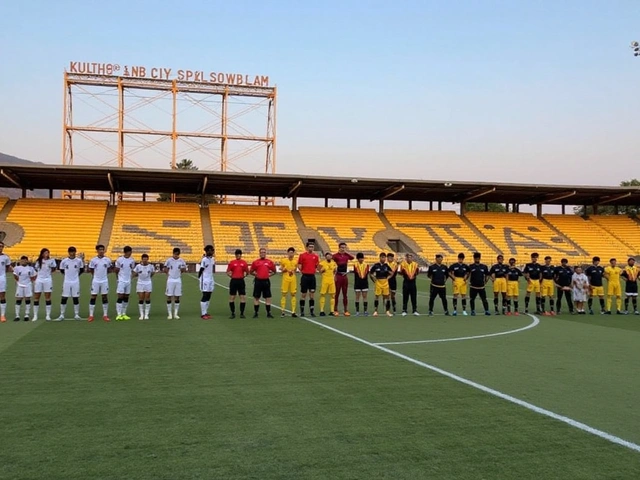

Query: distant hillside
0,152,58,199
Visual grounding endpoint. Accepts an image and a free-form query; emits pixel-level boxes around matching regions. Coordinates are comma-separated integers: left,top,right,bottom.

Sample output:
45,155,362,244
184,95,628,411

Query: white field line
202,276,640,454
375,315,540,346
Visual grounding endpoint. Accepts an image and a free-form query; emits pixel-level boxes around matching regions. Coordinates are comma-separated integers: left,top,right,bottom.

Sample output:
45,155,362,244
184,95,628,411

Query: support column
536,204,542,217
460,201,467,215
356,199,361,208
561,205,565,214
81,190,85,200
142,192,146,202
21,188,27,199
324,198,329,208
484,202,488,212
347,199,351,208
438,201,442,211
49,189,53,199
379,199,384,212
408,200,413,210
292,196,297,211
429,201,433,211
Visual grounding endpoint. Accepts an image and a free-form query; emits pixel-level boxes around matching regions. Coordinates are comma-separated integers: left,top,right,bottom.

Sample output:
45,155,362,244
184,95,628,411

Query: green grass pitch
1,272,640,479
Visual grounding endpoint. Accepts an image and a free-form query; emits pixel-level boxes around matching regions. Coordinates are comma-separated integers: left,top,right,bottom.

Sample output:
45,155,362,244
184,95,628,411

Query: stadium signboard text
67,61,270,87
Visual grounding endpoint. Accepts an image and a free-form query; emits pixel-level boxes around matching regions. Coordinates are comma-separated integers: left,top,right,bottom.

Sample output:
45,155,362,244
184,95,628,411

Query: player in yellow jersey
280,247,298,317
622,257,640,315
604,258,622,314
318,252,337,316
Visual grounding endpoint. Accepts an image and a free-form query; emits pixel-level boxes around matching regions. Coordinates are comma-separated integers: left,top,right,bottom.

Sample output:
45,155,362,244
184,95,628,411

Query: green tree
157,159,220,204
466,202,507,212
573,179,640,216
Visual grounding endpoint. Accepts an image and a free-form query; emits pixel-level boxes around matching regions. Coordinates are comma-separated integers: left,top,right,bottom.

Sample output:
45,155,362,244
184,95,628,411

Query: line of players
226,246,640,319
0,242,204,322
425,251,639,316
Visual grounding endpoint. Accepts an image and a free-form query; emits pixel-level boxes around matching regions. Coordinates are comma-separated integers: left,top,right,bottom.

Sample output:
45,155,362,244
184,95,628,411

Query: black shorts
229,278,246,296
625,282,638,295
388,277,397,291
253,279,272,299
300,274,317,293
354,278,369,291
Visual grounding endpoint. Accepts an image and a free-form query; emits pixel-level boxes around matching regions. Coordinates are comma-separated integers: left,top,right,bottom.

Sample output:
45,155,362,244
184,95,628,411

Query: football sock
633,298,638,311
116,298,122,315
625,298,629,310
60,297,68,316
385,300,391,312
617,297,622,311
139,301,144,317
540,298,546,311
173,301,180,316
461,299,467,311
89,299,96,317
103,302,109,316
123,301,129,315
166,301,172,316
309,299,315,314
391,298,396,311
525,296,530,309
45,301,51,317
201,302,208,315
355,301,360,313
0,299,5,317
25,300,31,315
73,299,80,316
599,298,605,311
453,298,458,310
319,296,326,312
514,300,519,311
363,301,368,312
606,297,612,311
506,300,511,312
33,302,39,318
15,300,22,318
240,302,246,314
144,301,151,317
230,302,236,314
254,304,259,314
494,298,499,309
266,304,272,314
280,296,287,311
300,300,305,314
330,294,335,311
548,298,554,312
374,300,379,311
289,298,296,315
588,298,593,310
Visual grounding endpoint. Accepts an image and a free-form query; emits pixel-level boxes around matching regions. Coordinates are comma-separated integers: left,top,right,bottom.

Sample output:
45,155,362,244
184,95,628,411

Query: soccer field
2,272,640,479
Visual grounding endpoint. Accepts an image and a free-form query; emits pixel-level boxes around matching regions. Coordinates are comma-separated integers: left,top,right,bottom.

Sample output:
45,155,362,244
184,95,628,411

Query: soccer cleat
14,317,20,322
506,311,511,316
267,313,274,318
139,316,144,320
471,311,476,316
413,311,420,316
167,314,173,320
319,312,326,317
123,314,131,321
53,317,63,322
514,312,520,316
428,311,434,317
344,311,351,317
281,312,286,318
74,315,82,321
495,310,500,315
372,311,378,317
24,317,29,322
550,311,556,316
452,311,457,316
310,312,316,317
45,315,51,321
0,315,5,323
200,314,209,320
589,309,594,315
354,312,360,317
401,311,407,317
174,314,180,320
364,311,369,316
291,313,297,318
144,314,149,320
115,315,123,321
386,311,392,317
32,317,38,322
253,313,259,318
333,311,340,317
524,309,529,314
231,314,237,319
444,311,450,316
240,314,246,319
635,311,640,315
103,316,110,322
462,311,468,316
485,311,491,316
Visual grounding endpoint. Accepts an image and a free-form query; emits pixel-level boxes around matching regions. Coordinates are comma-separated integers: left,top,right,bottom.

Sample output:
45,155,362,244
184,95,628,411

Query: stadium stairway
376,212,424,261
291,209,330,254
200,206,214,250
0,199,14,221
97,205,117,248
465,212,585,265
588,215,640,255
384,210,499,264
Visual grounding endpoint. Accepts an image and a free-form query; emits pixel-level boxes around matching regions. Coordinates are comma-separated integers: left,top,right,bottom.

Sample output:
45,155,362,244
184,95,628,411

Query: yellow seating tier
384,210,498,263
108,202,203,263
544,215,634,261
209,205,302,260
5,199,107,260
298,207,385,257
0,197,9,214
588,215,640,255
465,212,585,265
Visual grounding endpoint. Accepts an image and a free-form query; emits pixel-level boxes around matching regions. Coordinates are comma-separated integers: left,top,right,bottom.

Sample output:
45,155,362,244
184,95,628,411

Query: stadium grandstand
0,163,639,265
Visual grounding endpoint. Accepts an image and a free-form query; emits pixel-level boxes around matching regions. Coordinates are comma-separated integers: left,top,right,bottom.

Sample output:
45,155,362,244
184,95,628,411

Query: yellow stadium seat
588,215,640,256
384,210,498,264
297,207,386,257
4,199,107,260
544,215,634,262
209,205,303,261
108,202,204,263
465,212,584,265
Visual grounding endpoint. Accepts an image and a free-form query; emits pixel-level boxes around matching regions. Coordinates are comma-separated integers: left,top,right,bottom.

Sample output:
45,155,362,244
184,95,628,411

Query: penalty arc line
375,315,540,345
204,277,640,454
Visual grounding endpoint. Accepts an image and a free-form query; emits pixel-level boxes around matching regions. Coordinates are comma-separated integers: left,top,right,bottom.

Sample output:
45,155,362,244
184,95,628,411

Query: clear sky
1,0,640,187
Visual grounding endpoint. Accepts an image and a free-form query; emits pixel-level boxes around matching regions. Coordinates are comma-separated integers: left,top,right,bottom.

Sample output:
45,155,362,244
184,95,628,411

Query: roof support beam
0,169,22,189
201,175,208,195
599,192,632,205
107,172,115,193
461,187,495,203
371,184,405,201
287,180,302,197
528,190,576,205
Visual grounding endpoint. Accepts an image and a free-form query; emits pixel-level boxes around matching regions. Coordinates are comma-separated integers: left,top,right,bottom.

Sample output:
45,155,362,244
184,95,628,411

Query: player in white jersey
88,244,112,322
164,247,187,319
13,256,36,322
133,253,154,320
0,241,13,322
32,248,57,321
115,246,136,321
198,245,215,319
58,246,84,321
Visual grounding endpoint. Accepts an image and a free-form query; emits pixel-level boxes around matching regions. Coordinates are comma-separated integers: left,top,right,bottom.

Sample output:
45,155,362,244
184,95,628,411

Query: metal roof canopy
1,164,640,206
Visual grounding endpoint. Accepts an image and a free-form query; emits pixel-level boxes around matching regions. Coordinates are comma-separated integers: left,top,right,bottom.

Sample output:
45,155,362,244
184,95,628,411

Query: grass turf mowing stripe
206,276,640,455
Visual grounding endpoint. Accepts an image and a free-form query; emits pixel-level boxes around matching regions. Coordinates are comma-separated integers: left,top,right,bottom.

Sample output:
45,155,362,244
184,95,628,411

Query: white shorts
165,279,182,297
0,277,7,293
200,278,214,293
91,280,109,295
136,282,152,293
16,284,33,298
63,281,80,298
34,278,53,294
117,281,132,295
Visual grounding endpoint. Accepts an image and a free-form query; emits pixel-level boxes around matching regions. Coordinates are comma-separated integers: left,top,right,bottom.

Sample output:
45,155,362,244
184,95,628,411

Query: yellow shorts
527,280,541,294
607,282,621,297
281,274,297,295
541,279,555,297
507,281,519,297
590,286,604,297
453,277,467,295
320,280,336,295
493,278,507,294
375,280,390,297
